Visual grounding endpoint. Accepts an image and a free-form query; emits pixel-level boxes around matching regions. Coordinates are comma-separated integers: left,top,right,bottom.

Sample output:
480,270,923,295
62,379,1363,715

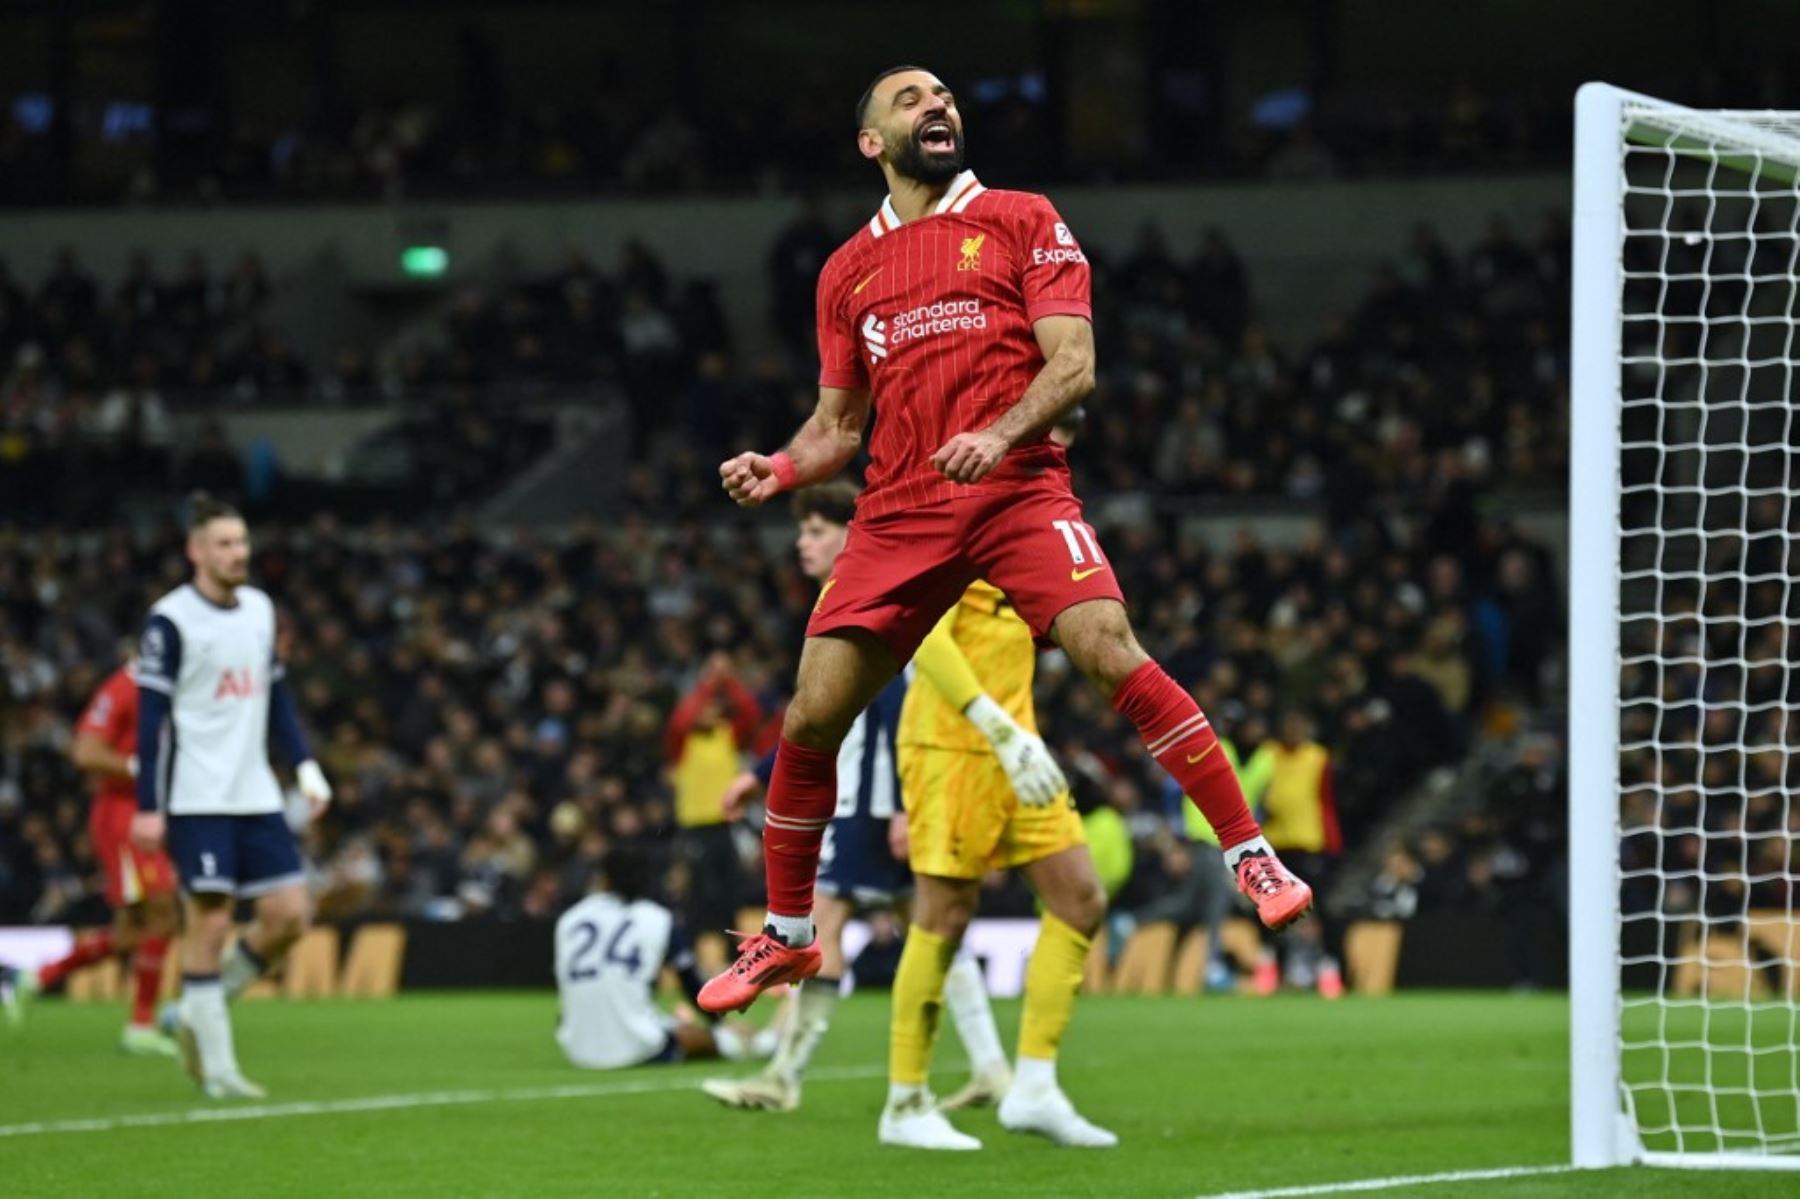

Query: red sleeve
1014,196,1092,324
716,676,761,745
78,672,126,738
1319,762,1343,855
815,256,869,391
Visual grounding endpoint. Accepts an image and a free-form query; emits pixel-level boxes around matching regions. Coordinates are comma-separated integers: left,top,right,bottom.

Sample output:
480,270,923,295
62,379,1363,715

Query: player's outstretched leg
999,848,1116,1148
938,953,1012,1110
1054,600,1312,929
699,633,896,1014
702,893,855,1110
11,928,119,1025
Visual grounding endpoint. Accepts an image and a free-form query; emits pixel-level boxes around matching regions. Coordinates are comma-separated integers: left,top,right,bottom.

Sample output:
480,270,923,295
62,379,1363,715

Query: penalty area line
0,1062,888,1139
1194,1163,1580,1199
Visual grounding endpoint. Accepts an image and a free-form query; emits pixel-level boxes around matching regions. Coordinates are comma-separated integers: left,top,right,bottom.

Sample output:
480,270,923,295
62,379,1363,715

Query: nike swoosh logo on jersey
1070,566,1106,582
853,268,883,294
1186,743,1219,765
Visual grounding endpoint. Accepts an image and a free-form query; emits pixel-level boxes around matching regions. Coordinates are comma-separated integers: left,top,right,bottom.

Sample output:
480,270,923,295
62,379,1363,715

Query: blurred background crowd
0,204,1573,989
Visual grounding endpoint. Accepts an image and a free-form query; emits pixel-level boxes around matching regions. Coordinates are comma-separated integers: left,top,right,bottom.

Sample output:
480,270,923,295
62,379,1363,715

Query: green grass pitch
0,991,1781,1197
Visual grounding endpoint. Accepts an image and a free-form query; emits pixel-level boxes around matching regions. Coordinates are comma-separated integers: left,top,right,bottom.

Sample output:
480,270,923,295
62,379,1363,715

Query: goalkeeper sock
1018,914,1091,1065
889,925,957,1087
762,737,837,941
769,977,839,1082
221,939,268,1000
943,953,1007,1077
180,975,240,1080
1112,661,1261,851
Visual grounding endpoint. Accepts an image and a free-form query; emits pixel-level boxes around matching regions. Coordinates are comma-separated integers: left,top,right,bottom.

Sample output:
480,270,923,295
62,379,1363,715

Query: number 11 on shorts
1052,519,1104,565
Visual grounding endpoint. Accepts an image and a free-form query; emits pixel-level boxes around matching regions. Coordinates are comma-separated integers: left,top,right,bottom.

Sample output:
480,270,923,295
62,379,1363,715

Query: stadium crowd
1,74,1594,208
0,209,1573,954
0,485,1562,937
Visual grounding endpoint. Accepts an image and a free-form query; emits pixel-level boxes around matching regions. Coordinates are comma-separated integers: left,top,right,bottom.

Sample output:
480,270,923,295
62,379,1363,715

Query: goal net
1571,83,1800,1171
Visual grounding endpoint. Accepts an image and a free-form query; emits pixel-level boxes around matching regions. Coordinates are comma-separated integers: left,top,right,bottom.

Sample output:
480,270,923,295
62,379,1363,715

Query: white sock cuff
1016,1054,1057,1091
886,1081,926,1106
1222,835,1274,869
764,912,816,948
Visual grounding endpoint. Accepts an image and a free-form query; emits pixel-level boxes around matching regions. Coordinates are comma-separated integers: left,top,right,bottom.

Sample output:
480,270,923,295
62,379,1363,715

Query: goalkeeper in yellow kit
881,414,1116,1152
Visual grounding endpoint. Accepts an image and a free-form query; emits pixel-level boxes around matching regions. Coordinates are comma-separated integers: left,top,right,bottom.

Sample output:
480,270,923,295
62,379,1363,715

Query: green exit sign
400,245,449,277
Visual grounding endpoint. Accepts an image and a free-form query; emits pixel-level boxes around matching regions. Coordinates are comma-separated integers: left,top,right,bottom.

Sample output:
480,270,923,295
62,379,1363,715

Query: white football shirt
554,892,676,1069
137,583,284,817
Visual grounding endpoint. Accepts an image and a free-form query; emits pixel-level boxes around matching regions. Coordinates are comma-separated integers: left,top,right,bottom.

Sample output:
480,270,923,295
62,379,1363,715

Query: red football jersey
76,665,138,807
815,171,1093,519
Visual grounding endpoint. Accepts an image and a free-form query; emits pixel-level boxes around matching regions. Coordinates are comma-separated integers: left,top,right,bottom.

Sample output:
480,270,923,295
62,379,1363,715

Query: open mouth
917,117,955,153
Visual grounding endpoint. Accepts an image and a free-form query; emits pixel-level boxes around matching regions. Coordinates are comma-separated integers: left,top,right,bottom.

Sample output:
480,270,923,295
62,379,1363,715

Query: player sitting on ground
1,648,180,1057
701,65,1311,1017
556,845,777,1070
700,482,1024,1113
130,494,333,1100
883,409,1115,1150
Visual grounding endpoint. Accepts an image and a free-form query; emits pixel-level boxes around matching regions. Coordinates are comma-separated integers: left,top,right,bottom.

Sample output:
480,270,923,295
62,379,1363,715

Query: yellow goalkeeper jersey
898,579,1038,754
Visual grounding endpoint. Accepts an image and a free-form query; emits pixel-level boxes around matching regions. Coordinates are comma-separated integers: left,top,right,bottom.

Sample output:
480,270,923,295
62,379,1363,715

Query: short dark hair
186,491,241,534
600,844,652,903
856,64,930,130
791,480,859,527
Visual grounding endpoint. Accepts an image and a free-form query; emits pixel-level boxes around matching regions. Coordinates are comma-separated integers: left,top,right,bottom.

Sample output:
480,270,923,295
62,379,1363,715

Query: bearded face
885,109,965,184
864,72,967,184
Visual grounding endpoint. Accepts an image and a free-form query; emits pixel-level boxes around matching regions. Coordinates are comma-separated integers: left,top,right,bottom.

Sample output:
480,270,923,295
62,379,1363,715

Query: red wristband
769,452,800,493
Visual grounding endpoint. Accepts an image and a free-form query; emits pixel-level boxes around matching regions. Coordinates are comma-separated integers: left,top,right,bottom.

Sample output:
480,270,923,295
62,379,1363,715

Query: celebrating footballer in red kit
703,65,1313,1016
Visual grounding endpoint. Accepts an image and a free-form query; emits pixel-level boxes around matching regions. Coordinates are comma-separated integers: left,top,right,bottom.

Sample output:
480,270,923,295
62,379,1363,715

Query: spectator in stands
664,651,761,934
1242,710,1342,997
767,196,838,357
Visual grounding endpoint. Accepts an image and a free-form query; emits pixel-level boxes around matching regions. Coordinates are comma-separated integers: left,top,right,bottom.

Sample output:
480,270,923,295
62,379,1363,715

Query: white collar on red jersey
869,170,984,238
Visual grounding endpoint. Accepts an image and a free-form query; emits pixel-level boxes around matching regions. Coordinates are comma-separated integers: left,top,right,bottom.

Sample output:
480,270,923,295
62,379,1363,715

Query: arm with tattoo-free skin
719,385,872,507
930,314,1095,484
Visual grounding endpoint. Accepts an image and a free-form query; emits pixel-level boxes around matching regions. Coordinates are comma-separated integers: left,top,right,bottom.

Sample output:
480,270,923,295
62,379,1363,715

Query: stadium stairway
479,402,631,525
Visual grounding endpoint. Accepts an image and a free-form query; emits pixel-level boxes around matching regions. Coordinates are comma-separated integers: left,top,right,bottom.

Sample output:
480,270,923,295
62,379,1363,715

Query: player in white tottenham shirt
130,495,333,1100
556,846,778,1070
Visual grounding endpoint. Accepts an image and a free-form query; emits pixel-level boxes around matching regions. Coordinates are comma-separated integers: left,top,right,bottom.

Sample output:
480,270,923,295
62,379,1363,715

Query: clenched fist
719,452,786,507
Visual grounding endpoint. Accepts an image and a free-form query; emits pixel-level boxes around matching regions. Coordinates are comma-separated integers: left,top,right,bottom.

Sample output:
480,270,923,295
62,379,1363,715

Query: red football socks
37,929,117,989
130,936,170,1027
762,737,838,918
1112,660,1262,849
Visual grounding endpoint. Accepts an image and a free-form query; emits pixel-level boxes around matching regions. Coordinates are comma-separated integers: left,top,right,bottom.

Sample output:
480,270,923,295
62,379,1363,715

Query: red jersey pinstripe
815,171,1092,519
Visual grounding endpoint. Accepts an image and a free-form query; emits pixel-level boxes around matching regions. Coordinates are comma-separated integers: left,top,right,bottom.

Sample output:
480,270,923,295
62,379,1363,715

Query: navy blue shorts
167,812,305,898
817,813,911,908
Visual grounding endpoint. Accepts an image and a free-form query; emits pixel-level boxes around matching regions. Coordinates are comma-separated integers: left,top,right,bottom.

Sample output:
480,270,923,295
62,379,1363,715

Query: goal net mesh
1614,101,1800,1159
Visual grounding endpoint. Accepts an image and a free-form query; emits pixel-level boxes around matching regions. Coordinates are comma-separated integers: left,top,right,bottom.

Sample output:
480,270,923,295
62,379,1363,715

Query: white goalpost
1571,82,1800,1172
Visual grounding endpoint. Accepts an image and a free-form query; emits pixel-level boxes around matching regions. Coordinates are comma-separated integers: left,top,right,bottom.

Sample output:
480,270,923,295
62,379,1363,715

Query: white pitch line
0,1062,887,1139
1194,1163,1580,1199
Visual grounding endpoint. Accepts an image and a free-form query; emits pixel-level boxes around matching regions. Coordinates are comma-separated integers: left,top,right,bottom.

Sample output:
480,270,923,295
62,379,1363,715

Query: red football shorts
90,798,178,908
807,473,1126,661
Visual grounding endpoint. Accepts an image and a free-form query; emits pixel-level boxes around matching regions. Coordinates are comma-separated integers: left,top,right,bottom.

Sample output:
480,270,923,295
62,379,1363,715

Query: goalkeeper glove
965,695,1067,807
